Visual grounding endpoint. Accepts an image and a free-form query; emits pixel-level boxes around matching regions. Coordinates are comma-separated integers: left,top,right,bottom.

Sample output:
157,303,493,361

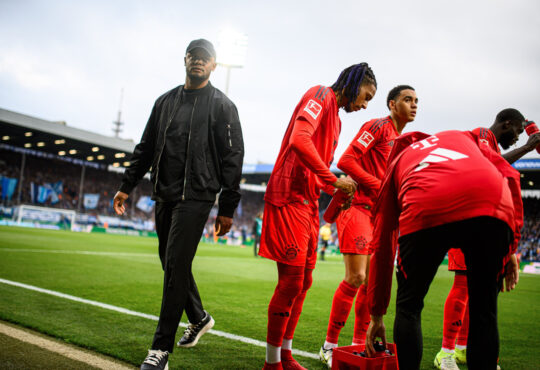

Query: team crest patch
357,131,374,148
285,244,299,260
303,99,322,119
354,236,368,249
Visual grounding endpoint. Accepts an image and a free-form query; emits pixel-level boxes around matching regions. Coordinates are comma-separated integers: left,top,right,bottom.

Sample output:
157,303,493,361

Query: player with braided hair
319,85,417,368
259,63,377,370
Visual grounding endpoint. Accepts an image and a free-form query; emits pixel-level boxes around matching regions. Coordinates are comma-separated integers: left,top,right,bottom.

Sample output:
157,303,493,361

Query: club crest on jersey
357,131,374,148
304,99,322,119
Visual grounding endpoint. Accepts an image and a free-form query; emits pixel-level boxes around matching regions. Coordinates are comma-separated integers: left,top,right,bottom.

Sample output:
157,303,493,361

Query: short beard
499,131,514,150
187,71,209,85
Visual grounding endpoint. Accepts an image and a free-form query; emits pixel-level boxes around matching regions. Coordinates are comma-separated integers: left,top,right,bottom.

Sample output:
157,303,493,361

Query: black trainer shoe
140,349,168,370
177,310,215,348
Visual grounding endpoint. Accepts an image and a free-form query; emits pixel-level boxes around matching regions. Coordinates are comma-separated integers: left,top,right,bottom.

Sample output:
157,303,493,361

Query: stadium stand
1,107,539,258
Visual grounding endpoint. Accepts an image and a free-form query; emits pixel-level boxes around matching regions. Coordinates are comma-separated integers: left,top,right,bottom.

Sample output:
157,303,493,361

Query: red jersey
265,85,341,207
368,130,523,316
471,127,500,154
338,116,398,212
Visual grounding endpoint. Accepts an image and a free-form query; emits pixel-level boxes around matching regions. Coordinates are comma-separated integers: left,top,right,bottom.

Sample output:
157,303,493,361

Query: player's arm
502,132,540,164
338,145,381,195
502,254,519,292
289,117,356,195
338,123,383,196
365,168,400,355
289,116,337,184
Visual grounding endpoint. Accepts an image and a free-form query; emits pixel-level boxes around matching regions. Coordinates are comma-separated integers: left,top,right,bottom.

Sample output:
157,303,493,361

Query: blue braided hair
330,63,376,105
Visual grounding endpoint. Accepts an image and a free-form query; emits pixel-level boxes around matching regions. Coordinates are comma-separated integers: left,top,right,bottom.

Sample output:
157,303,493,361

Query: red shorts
336,205,373,255
448,248,467,271
259,201,319,269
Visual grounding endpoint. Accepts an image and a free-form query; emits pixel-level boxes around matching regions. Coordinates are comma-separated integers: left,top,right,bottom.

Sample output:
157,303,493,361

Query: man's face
499,120,525,149
184,48,216,82
344,84,377,113
389,89,418,123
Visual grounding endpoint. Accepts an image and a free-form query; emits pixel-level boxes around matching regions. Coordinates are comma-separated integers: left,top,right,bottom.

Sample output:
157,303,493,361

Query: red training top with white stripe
265,85,341,207
337,116,398,213
368,130,522,316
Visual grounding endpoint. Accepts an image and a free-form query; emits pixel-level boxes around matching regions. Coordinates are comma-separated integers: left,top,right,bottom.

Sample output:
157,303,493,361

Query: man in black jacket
113,38,244,370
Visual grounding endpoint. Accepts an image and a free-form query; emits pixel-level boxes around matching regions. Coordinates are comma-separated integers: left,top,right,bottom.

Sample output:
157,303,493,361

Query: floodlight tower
112,88,124,138
217,30,248,95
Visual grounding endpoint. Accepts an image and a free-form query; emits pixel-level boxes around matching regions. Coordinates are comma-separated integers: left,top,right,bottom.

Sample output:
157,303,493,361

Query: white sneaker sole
177,317,215,348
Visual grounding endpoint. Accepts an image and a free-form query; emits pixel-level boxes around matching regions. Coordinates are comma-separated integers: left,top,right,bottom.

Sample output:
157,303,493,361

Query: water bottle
524,120,540,154
323,190,350,223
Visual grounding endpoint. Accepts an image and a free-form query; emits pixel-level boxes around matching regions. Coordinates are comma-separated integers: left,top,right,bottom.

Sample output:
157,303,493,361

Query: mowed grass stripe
0,278,318,360
1,226,539,369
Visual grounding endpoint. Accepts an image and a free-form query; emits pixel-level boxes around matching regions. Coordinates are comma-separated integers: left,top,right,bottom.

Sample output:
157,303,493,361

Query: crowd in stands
0,148,154,224
518,197,540,262
1,147,539,261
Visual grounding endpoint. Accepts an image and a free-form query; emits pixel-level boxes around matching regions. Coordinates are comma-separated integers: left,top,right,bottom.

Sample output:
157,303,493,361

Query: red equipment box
332,343,399,370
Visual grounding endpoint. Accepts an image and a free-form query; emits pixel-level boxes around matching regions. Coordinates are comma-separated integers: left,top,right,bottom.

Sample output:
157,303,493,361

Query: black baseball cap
186,39,216,59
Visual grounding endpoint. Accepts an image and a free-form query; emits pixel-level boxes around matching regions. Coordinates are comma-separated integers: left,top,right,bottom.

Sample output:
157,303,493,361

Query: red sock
442,273,468,350
284,268,313,340
326,280,358,343
267,263,304,347
281,349,307,370
456,303,469,347
353,284,370,345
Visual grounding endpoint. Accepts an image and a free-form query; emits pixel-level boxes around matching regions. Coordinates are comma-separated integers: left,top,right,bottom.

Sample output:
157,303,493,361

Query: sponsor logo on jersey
304,99,322,119
357,131,375,148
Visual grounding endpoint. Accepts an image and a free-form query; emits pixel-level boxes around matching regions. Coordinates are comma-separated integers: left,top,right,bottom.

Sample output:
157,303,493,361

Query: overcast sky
1,0,539,164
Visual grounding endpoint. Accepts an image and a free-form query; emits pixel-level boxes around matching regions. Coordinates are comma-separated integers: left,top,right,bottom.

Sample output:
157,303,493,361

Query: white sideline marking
0,248,154,258
0,321,135,369
0,278,319,360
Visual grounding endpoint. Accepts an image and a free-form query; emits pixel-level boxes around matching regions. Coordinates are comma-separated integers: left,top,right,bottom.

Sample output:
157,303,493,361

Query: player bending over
433,108,540,370
365,129,523,370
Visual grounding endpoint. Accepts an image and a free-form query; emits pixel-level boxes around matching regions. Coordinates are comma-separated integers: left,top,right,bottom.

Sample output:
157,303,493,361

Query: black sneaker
177,310,215,348
140,349,168,370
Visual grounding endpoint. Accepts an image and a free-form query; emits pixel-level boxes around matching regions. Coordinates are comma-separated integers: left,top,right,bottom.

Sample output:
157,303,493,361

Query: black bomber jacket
119,82,244,218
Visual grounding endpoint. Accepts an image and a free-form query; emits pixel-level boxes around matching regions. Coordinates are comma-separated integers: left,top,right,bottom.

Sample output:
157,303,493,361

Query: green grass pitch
0,226,539,369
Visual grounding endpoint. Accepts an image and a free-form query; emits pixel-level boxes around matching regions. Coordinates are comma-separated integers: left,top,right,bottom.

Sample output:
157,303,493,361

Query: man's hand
341,196,353,211
502,254,519,292
215,216,233,236
113,191,129,215
525,132,540,152
332,176,357,197
365,315,386,357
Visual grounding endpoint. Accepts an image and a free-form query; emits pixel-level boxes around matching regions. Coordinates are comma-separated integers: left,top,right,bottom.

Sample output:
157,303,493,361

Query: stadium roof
0,108,135,169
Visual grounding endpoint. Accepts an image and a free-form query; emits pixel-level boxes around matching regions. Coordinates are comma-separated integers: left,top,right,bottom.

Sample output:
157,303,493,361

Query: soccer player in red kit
319,85,418,368
434,108,540,370
259,63,377,370
365,129,523,370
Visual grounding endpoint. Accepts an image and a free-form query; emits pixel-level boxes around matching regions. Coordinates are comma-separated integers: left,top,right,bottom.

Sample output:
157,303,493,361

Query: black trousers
151,199,214,352
394,217,512,370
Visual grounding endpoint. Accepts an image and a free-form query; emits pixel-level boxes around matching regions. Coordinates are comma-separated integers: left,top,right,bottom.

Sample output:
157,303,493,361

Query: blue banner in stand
1,176,18,200
83,193,100,209
136,195,155,213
